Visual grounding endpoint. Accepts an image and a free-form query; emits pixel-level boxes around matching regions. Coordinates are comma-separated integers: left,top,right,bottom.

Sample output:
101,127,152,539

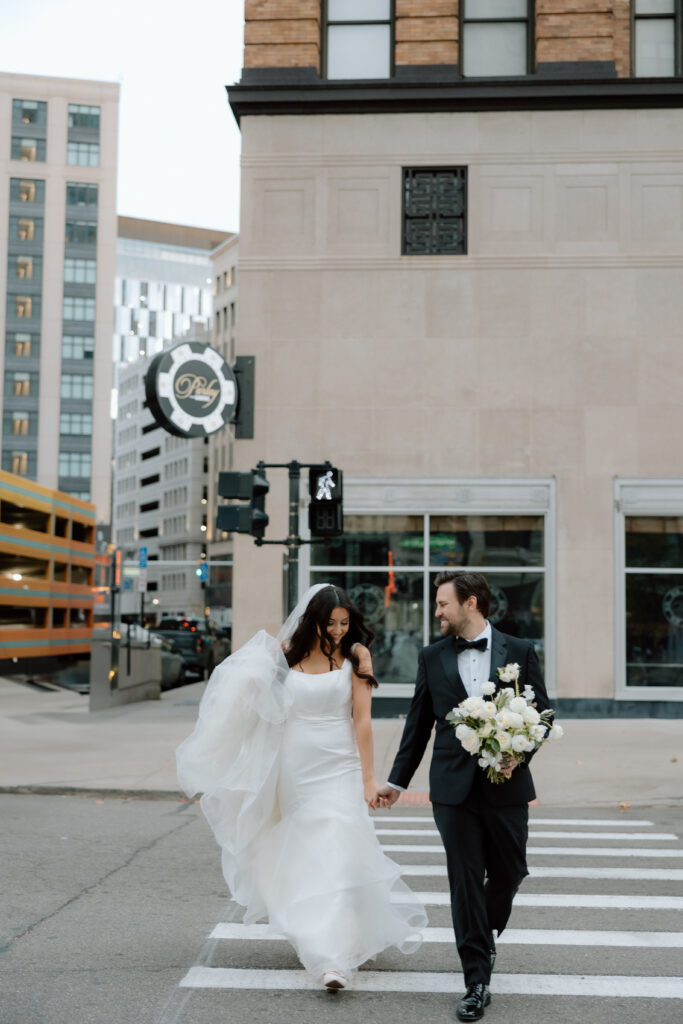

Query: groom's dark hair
434,571,491,618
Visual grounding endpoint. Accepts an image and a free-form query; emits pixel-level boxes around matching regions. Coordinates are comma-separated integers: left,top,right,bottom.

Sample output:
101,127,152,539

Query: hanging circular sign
144,341,237,438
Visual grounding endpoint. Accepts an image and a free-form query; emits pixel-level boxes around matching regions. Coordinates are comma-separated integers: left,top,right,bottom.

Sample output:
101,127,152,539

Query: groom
375,571,550,1022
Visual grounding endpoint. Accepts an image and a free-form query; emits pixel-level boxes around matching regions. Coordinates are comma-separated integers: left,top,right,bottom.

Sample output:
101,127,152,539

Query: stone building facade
226,1,683,713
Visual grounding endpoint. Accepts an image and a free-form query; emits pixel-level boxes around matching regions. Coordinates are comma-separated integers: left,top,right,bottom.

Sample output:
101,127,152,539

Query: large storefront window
625,516,683,688
311,512,547,685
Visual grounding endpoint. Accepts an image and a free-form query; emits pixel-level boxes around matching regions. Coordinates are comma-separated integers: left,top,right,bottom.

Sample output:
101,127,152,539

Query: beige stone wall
234,107,683,701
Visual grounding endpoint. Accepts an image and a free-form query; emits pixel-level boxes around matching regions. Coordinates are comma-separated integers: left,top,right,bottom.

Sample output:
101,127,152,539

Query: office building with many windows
114,217,229,365
111,220,232,622
225,1,683,713
0,72,118,522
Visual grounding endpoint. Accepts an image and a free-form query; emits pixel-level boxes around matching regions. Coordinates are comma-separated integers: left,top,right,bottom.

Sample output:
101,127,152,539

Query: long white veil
175,582,335,919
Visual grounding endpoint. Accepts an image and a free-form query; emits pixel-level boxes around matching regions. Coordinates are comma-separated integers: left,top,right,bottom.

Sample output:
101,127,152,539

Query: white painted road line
528,818,655,828
400,865,683,880
180,966,683,997
371,817,657,827
402,892,683,910
381,845,683,858
374,828,677,841
529,831,677,841
376,828,440,836
211,922,683,949
526,846,683,858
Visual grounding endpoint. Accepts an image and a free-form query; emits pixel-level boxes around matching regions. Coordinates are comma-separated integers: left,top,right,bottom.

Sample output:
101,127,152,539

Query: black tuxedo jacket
388,628,551,807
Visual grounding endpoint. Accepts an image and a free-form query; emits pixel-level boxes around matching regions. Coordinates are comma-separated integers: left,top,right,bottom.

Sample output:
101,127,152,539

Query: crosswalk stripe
371,817,656,827
210,922,683,949
374,828,677,840
526,846,683,858
381,844,683,858
401,891,683,910
528,831,676,841
180,966,683,997
399,864,683,880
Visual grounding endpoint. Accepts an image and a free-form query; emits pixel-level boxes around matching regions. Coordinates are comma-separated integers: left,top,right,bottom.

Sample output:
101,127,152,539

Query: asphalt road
2,795,682,1024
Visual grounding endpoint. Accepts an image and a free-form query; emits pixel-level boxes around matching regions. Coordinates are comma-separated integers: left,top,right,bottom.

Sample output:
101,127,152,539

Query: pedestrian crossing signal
308,465,343,538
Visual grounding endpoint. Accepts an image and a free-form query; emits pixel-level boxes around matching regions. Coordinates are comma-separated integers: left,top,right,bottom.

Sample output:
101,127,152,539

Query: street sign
195,563,209,582
138,569,148,593
144,341,238,438
139,546,148,569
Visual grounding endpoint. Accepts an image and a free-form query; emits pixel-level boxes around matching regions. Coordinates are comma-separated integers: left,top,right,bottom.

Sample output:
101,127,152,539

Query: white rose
508,696,527,715
495,730,512,750
505,711,524,730
498,662,520,683
479,721,494,738
511,734,528,753
461,733,481,755
481,681,496,696
461,696,486,717
549,723,564,741
531,724,547,742
455,723,474,742
523,706,541,725
480,701,497,720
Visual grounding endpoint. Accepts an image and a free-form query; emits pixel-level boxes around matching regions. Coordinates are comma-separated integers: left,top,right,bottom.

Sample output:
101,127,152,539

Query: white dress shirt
386,621,492,793
457,621,492,698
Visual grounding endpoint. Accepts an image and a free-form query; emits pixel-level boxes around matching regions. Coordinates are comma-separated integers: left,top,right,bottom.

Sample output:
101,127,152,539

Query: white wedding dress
176,630,426,981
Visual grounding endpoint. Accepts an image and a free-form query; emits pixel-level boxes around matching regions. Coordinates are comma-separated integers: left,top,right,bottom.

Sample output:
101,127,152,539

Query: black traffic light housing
308,465,343,538
216,469,269,539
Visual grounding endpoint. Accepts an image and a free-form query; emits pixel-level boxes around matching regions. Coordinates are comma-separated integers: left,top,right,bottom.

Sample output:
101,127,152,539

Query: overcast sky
1,0,245,233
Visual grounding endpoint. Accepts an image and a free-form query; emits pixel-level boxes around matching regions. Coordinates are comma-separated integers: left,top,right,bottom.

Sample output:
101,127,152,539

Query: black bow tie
453,636,488,654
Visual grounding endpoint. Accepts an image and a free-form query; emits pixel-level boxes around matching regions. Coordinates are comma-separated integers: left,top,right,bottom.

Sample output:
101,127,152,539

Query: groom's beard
438,619,457,637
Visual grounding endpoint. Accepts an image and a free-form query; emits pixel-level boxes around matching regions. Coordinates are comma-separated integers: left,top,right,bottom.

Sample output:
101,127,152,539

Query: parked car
118,622,186,691
150,617,229,680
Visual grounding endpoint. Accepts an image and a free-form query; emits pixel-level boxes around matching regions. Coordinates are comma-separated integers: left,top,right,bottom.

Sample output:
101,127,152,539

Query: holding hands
367,782,401,811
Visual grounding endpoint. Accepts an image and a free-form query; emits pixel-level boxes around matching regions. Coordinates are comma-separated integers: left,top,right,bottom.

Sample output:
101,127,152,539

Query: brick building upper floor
229,1,683,120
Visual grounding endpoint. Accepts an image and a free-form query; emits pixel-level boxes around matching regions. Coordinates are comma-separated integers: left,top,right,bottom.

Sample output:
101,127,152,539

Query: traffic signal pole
217,459,342,615
251,460,308,614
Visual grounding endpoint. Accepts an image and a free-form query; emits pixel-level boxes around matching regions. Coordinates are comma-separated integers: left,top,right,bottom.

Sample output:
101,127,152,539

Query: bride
176,583,426,989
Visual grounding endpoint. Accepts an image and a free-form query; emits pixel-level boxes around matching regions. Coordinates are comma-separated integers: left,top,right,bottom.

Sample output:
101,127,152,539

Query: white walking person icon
315,470,335,501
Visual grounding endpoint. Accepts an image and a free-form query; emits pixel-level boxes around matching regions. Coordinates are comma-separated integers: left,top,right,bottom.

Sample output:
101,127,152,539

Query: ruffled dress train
176,631,426,981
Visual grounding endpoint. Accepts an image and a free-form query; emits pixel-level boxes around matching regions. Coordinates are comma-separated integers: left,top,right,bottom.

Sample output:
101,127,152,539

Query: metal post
110,549,119,691
140,591,147,646
287,460,301,614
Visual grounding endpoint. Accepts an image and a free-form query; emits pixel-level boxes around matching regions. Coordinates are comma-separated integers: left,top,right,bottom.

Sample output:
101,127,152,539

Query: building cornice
227,74,683,123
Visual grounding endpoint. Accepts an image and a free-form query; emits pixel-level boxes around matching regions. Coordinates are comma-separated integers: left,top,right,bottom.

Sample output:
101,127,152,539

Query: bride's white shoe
323,970,347,990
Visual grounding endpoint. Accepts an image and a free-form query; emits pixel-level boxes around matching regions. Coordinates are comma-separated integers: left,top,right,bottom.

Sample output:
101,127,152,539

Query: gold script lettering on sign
175,373,220,408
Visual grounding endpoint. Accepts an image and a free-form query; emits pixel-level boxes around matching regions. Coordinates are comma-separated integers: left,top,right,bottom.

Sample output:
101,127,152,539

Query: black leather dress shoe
488,931,496,972
456,984,491,1022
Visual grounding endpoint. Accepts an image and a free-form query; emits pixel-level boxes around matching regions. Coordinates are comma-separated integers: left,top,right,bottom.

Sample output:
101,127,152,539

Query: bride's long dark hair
284,585,378,687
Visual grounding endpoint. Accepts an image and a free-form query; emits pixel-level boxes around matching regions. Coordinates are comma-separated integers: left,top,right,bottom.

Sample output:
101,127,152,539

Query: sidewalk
1,676,681,807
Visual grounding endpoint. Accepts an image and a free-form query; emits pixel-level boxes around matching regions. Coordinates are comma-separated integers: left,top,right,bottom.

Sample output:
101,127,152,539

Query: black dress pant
432,789,529,986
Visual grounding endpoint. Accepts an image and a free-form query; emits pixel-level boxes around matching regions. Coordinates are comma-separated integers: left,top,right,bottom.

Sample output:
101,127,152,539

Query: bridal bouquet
445,662,562,784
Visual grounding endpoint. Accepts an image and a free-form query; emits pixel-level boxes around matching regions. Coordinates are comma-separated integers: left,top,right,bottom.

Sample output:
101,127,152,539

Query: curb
0,785,189,801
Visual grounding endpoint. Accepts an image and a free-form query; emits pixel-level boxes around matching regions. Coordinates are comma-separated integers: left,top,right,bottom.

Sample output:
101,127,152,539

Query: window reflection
429,515,544,566
311,514,424,567
626,573,683,687
626,516,683,569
